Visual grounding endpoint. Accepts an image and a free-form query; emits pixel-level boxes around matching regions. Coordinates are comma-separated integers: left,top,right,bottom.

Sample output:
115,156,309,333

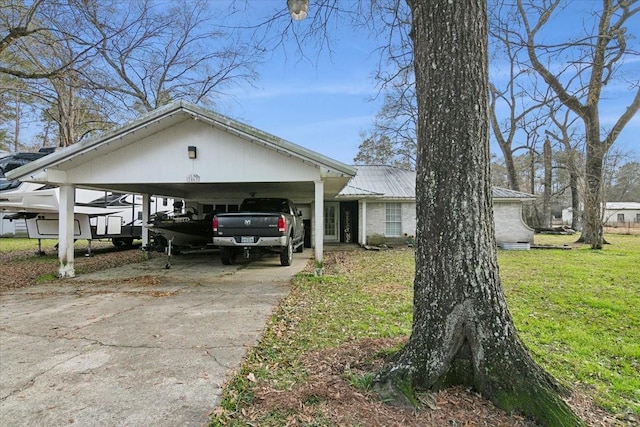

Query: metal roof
338,165,415,199
605,202,640,210
339,165,536,200
492,186,537,200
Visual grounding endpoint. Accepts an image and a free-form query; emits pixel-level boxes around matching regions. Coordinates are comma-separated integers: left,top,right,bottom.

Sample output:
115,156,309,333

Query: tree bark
542,137,552,228
569,167,580,231
374,2,584,425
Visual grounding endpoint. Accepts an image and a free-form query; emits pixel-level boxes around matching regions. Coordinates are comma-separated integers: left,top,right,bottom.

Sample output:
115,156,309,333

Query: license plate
240,236,254,243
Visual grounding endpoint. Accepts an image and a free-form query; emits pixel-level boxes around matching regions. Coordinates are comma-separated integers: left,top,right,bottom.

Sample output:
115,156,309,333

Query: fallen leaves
228,338,632,426
0,244,143,292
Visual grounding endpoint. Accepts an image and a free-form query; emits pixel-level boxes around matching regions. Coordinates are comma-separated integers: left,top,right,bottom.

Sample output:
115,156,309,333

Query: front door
324,202,339,242
340,201,358,244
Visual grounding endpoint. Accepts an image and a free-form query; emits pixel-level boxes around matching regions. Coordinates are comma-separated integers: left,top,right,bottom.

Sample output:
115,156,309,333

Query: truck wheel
280,239,293,266
295,231,304,253
220,247,236,265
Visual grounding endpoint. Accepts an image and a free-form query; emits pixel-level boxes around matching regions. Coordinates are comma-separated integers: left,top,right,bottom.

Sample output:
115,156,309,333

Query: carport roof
7,101,355,182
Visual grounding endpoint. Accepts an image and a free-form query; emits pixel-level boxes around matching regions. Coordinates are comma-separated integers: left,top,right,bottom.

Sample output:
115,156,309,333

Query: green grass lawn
499,234,640,415
0,237,60,253
212,234,639,425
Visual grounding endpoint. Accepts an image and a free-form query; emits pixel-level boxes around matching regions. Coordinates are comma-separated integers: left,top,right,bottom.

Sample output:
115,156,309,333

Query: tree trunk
582,117,605,249
504,148,521,192
374,2,584,425
563,147,581,231
13,93,21,152
570,170,580,231
542,137,552,228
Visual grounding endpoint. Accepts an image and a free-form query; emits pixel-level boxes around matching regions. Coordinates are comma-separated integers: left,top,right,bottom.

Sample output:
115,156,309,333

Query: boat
146,203,215,253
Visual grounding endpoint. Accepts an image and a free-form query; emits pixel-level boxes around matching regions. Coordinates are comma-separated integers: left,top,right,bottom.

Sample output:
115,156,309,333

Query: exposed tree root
374,336,587,427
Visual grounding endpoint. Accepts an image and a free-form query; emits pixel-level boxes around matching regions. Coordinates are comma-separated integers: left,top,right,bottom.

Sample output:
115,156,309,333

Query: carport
6,101,355,277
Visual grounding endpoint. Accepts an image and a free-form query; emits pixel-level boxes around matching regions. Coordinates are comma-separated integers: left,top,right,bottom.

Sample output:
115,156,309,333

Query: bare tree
605,157,640,202
372,1,583,424
78,0,258,113
356,73,417,169
488,5,551,192
545,105,584,230
1,1,90,148
350,0,416,169
2,0,261,148
541,136,552,227
0,0,97,80
603,149,640,202
517,0,640,249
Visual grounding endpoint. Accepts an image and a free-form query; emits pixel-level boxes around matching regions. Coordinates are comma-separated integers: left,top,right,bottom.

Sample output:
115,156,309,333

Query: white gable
66,120,320,185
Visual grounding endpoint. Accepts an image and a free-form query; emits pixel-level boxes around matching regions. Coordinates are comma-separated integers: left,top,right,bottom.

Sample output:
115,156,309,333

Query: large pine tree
374,1,584,425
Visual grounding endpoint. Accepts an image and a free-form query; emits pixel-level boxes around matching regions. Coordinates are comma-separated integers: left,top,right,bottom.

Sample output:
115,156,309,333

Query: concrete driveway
0,249,308,426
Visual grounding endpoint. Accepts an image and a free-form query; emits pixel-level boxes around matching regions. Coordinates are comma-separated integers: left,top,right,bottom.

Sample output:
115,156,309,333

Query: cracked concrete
0,249,308,426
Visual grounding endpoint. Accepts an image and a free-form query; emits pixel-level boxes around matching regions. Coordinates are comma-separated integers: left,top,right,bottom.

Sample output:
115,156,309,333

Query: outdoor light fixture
287,0,308,20
188,146,197,159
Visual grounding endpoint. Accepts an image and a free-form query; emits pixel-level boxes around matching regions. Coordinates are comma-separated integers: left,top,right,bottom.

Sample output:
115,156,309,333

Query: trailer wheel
112,237,133,248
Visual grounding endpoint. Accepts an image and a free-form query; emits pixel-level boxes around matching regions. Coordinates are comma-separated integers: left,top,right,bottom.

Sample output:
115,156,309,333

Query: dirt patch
231,338,633,426
0,243,144,292
604,225,640,235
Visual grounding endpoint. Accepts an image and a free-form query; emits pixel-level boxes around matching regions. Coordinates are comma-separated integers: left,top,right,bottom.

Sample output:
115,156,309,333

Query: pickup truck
212,198,305,266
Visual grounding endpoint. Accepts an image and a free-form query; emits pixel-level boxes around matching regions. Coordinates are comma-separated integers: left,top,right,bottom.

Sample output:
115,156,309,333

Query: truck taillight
278,215,286,233
212,216,218,232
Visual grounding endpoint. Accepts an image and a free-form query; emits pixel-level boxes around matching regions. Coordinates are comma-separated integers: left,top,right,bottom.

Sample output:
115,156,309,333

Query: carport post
359,199,367,245
58,184,76,278
141,194,150,251
314,179,324,263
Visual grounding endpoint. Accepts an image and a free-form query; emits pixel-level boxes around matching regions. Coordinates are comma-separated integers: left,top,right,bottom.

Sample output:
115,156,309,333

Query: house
603,202,640,225
6,102,535,277
562,202,640,226
0,212,28,237
336,165,535,246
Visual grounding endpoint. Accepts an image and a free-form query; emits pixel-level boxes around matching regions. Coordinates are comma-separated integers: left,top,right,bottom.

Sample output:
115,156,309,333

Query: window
617,213,625,223
636,213,640,223
324,204,338,239
385,203,402,237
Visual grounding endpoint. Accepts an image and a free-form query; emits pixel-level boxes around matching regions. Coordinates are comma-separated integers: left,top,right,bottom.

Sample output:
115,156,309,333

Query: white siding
494,201,534,244
66,120,321,185
604,208,640,225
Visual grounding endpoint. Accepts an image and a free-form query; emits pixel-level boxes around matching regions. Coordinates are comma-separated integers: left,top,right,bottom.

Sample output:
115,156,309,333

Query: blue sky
220,1,639,166
223,24,383,165
225,48,382,165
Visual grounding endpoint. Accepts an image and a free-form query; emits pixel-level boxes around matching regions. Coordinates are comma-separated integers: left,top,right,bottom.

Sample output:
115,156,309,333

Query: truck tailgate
215,213,283,239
